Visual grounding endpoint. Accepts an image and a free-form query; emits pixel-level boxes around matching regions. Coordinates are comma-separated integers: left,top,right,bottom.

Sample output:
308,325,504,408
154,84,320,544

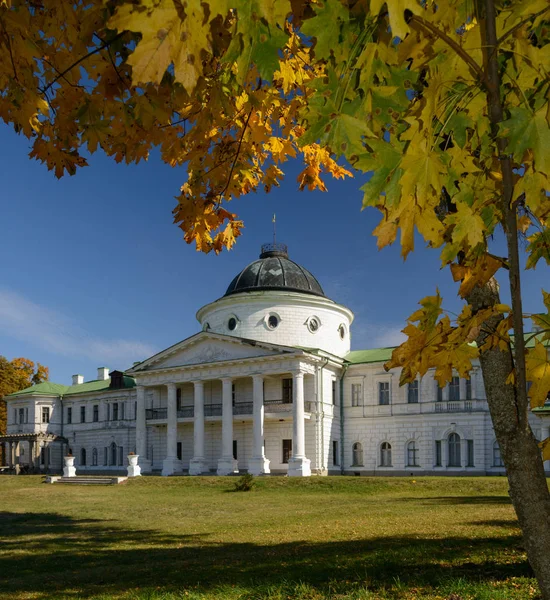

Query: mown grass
0,476,540,600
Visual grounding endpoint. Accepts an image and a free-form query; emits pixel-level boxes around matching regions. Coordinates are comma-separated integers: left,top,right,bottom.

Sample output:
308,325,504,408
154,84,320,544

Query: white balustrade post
218,378,238,475
162,383,182,476
288,370,311,476
135,385,151,473
248,374,270,475
189,381,208,475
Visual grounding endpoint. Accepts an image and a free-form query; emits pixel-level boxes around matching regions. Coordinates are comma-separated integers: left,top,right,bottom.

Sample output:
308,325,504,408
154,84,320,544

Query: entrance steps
45,476,127,485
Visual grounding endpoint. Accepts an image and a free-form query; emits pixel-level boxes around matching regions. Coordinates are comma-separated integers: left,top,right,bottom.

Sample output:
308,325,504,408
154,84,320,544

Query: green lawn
0,476,540,600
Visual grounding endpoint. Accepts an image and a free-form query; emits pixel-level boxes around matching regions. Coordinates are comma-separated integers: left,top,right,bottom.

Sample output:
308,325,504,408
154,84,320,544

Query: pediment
129,332,297,372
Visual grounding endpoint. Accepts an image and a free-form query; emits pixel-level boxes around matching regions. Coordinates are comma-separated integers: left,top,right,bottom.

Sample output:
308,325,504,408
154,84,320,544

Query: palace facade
3,244,549,476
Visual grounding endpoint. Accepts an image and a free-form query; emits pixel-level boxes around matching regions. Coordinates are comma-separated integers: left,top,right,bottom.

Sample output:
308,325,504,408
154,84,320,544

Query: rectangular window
449,376,460,401
93,405,99,422
436,384,443,402
19,408,25,425
42,406,50,423
232,384,236,407
407,380,419,404
121,403,125,420
465,378,472,400
233,440,238,460
13,408,17,424
67,407,72,424
80,406,86,423
177,442,182,461
118,446,123,466
134,401,137,420
106,404,110,421
378,382,390,405
332,440,339,466
282,378,293,403
25,408,29,423
332,380,337,405
103,447,108,466
176,388,182,410
282,439,292,464
352,383,362,407
40,448,46,466
112,403,119,421
467,440,474,467
435,440,442,466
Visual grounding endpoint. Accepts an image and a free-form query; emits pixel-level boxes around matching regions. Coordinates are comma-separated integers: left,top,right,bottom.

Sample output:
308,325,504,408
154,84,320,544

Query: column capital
220,377,233,385
166,382,177,391
192,380,204,388
291,370,305,379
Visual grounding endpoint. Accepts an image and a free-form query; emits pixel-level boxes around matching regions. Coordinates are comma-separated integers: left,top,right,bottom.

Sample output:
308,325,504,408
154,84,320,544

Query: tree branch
496,5,550,47
40,32,125,97
217,109,253,201
409,16,486,84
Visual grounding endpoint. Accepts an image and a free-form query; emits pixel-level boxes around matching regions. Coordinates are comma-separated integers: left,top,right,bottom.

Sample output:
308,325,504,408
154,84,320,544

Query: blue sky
0,124,547,385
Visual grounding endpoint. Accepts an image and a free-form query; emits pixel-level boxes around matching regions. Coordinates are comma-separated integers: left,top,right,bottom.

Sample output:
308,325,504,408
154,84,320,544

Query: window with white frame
436,384,443,402
282,379,293,403
407,380,419,404
448,433,461,467
80,448,87,466
112,403,119,421
407,441,419,466
465,378,472,400
92,448,98,466
435,440,442,466
380,442,392,466
379,382,390,405
493,441,503,467
80,405,86,423
352,442,363,466
449,377,460,401
67,407,72,424
351,383,362,407
467,440,474,467
93,405,99,422
18,408,24,424
42,406,50,423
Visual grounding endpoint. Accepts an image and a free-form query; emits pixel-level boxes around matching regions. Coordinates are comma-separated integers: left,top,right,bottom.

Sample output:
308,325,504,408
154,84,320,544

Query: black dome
224,244,326,298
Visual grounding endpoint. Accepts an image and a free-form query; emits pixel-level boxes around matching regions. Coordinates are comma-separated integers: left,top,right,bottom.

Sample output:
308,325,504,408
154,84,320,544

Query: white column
162,383,182,476
217,378,238,475
135,385,151,473
248,374,270,475
189,381,208,475
288,370,311,476
542,424,550,472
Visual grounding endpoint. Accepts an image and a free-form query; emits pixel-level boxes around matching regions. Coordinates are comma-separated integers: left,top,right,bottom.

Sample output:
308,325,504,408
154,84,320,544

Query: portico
129,338,321,476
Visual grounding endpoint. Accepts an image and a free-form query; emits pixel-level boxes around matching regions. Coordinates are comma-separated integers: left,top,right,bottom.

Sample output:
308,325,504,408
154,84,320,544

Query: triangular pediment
128,332,299,372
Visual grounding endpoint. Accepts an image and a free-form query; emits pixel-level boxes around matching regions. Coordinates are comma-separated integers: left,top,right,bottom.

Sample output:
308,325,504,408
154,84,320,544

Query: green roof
5,376,135,399
345,347,396,365
4,381,69,398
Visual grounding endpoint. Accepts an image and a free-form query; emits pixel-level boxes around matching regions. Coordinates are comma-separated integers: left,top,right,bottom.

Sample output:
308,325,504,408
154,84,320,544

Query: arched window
407,441,419,467
380,442,392,467
352,442,363,466
92,448,98,466
448,433,461,467
110,442,117,466
80,448,87,466
493,441,503,467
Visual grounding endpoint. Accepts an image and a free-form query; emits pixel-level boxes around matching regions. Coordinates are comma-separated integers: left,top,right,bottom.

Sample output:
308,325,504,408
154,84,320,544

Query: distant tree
0,357,49,460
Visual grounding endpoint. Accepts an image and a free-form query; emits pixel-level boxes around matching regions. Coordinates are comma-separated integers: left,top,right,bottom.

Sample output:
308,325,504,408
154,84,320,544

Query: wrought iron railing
145,408,167,420
204,404,222,417
233,402,253,415
177,407,194,418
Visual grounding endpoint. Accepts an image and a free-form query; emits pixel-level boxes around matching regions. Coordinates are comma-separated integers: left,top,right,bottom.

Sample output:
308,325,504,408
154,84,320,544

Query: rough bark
469,282,550,599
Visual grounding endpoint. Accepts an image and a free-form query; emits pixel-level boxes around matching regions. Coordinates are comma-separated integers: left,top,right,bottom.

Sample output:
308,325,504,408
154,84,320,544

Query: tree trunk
469,281,550,599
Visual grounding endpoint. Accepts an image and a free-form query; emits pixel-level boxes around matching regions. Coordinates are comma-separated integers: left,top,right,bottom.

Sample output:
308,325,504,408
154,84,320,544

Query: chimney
97,367,110,381
72,374,84,385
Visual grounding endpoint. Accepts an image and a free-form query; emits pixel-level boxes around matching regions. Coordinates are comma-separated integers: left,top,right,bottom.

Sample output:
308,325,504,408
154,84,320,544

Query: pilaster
189,381,208,475
136,385,152,473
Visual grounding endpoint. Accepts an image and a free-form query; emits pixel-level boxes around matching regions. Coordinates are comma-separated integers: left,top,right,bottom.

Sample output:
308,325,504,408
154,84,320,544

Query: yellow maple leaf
525,341,550,409
109,0,212,93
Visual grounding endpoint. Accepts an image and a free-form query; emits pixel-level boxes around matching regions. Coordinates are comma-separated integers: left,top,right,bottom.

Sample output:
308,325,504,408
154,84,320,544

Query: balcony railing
145,408,167,420
434,400,480,413
147,399,315,420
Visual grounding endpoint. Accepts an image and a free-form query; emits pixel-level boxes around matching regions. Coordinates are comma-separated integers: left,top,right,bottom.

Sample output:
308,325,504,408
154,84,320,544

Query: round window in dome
307,316,321,333
338,324,346,340
227,316,238,331
268,315,279,329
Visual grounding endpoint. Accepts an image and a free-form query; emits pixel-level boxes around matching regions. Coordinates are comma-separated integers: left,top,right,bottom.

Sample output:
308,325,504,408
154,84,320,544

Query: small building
2,244,548,476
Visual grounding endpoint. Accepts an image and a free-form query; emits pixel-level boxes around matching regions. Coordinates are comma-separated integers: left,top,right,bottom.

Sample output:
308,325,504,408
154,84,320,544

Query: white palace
3,243,549,476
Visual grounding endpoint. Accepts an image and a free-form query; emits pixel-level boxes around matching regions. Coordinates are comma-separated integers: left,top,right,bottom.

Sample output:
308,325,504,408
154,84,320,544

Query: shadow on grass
0,511,531,599
398,495,512,505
